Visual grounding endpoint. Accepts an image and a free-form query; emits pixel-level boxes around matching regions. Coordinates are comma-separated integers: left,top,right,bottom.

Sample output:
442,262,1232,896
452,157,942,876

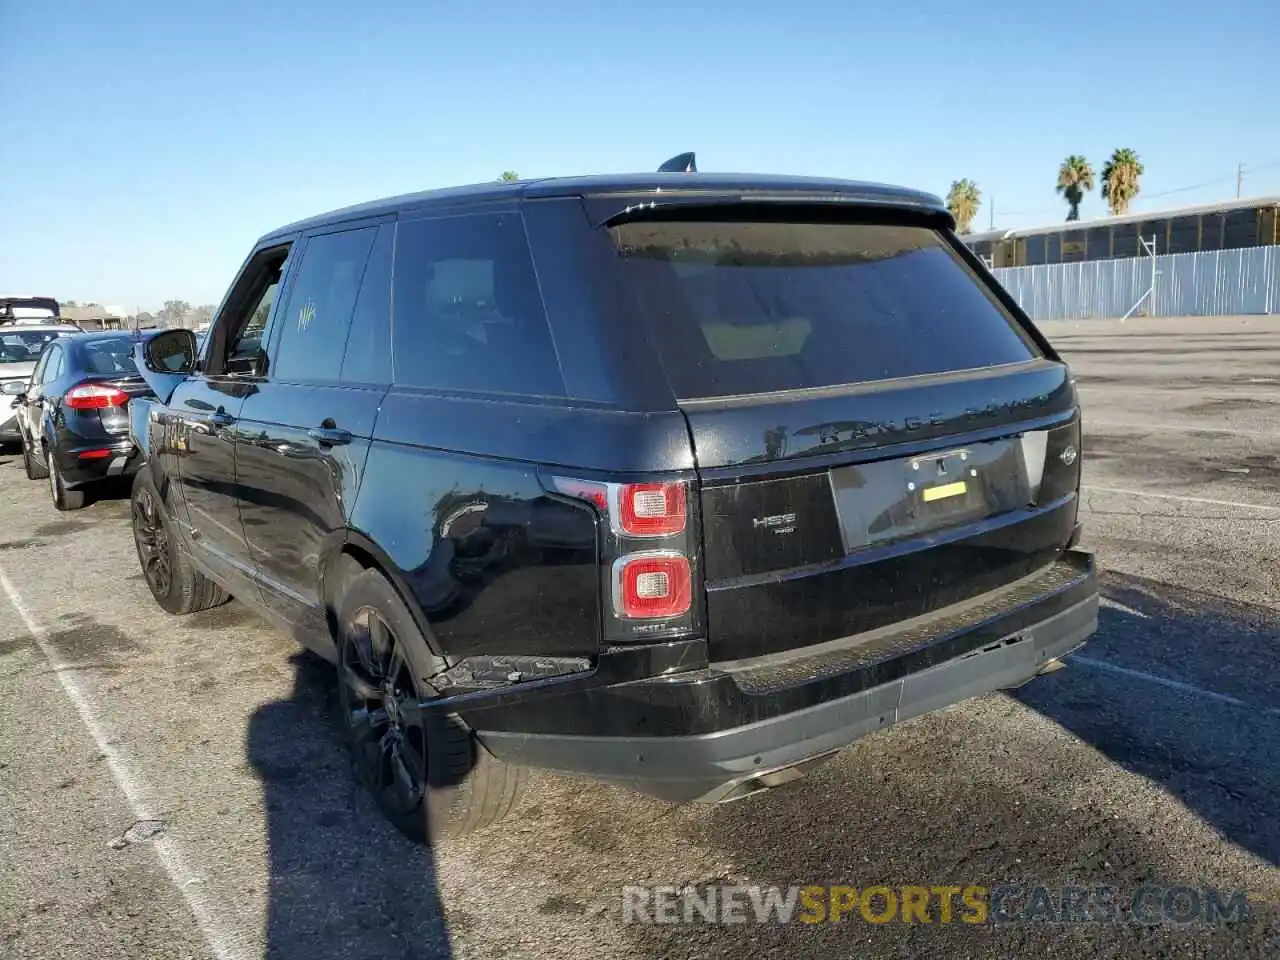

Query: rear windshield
0,330,62,364
608,218,1038,399
79,337,140,375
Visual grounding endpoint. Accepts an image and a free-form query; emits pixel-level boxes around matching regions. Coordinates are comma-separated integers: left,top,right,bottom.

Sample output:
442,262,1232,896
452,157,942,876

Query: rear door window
44,345,64,382
392,213,565,398
30,348,51,384
271,226,378,383
608,218,1039,400
339,224,394,385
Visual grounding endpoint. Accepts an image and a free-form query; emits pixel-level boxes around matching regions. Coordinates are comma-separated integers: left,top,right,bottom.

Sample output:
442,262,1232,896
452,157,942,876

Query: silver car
0,323,81,443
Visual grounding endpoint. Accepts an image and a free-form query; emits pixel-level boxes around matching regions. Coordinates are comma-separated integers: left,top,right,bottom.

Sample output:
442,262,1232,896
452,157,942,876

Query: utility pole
1237,162,1244,199
988,197,994,231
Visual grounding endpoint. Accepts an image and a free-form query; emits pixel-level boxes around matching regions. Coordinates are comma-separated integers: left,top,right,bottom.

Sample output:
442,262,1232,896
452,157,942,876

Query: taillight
615,482,686,537
548,473,702,639
65,383,129,410
613,551,692,619
550,476,607,511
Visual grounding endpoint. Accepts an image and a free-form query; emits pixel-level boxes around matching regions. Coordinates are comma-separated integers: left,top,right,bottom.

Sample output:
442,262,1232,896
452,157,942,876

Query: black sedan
3,330,160,510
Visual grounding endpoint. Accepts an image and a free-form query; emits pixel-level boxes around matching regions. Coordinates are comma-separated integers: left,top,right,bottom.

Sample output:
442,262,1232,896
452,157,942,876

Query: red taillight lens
617,482,686,537
614,552,691,619
65,383,129,410
551,476,608,511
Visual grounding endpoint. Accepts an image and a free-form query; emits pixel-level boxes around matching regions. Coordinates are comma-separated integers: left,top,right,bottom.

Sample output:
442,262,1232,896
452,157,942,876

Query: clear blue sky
3,0,1278,311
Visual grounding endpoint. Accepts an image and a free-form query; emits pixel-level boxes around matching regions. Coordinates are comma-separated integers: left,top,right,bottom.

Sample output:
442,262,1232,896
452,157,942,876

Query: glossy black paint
127,172,1096,796
164,377,265,605
454,551,1095,739
349,431,601,662
679,360,1074,470
259,173,949,247
235,380,382,648
704,495,1077,662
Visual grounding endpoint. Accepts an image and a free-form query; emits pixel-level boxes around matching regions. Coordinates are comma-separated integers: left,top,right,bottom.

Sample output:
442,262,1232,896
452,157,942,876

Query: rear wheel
22,429,48,480
131,470,228,614
335,569,527,844
47,448,86,511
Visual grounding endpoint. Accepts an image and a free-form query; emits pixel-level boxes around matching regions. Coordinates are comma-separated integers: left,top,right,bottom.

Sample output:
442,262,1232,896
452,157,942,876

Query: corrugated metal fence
991,246,1280,320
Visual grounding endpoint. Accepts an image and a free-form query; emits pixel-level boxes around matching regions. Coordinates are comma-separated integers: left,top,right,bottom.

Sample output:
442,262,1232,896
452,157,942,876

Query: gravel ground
0,314,1277,959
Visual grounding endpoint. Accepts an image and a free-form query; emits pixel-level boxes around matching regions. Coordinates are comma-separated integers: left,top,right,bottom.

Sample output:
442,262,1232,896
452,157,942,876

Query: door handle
308,425,352,446
210,410,236,427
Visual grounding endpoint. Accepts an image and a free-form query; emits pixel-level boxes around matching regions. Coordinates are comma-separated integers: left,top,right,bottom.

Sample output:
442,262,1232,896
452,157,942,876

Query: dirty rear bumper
54,438,141,488
471,551,1097,802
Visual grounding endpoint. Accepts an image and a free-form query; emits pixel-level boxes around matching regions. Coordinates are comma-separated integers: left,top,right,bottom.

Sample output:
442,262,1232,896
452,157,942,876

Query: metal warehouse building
964,196,1280,267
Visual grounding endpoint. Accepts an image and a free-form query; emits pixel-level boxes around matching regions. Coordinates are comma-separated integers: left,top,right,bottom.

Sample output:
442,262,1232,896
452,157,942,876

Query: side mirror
1,380,26,398
144,329,198,375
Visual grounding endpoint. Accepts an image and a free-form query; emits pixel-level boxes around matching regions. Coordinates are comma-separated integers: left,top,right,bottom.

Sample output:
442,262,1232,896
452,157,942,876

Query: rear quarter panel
349,392,695,664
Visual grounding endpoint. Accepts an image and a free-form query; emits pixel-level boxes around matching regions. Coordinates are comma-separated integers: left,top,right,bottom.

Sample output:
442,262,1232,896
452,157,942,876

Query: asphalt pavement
1,314,1277,959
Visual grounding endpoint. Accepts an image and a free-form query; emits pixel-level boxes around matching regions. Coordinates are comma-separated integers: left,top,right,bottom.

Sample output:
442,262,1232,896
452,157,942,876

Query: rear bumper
54,437,141,487
473,550,1097,802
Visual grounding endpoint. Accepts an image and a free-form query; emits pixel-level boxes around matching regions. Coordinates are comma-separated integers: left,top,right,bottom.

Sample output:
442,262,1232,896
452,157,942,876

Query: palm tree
946,179,981,234
1056,155,1095,221
1100,149,1144,216
499,170,520,182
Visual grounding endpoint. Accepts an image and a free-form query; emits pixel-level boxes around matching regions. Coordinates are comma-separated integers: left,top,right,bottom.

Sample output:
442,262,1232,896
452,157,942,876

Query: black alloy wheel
339,606,430,820
128,470,228,615
132,483,172,598
47,445,86,510
22,428,48,480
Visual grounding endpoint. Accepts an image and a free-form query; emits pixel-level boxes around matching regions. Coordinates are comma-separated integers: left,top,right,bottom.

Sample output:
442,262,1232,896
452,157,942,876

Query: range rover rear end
447,179,1098,803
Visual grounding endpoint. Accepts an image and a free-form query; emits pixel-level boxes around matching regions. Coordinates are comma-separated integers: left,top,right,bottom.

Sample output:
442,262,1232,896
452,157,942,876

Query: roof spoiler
657,152,696,173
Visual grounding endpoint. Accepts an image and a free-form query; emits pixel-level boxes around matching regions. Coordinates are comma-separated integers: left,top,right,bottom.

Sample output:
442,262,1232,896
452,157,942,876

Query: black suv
128,171,1097,843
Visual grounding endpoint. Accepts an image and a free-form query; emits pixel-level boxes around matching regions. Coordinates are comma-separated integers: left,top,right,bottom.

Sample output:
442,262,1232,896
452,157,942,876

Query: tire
335,568,527,844
22,429,48,480
130,469,229,615
47,447,86,511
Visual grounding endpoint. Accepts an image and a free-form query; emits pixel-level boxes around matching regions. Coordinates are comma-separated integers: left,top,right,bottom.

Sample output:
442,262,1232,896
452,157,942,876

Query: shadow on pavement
246,652,454,959
1014,571,1280,867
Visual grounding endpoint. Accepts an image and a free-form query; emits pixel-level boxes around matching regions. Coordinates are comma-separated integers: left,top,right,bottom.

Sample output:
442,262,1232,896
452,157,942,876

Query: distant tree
946,179,982,234
1056,155,1095,221
1101,148,1144,216
157,299,192,329
63,299,78,308
499,170,520,182
134,311,156,328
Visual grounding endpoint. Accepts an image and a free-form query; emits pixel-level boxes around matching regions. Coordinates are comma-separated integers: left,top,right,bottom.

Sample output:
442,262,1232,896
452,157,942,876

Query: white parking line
0,564,251,960
1072,655,1280,716
1098,597,1150,619
1083,485,1280,513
